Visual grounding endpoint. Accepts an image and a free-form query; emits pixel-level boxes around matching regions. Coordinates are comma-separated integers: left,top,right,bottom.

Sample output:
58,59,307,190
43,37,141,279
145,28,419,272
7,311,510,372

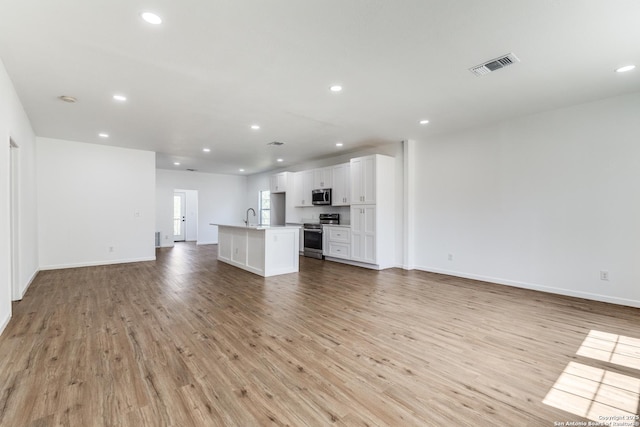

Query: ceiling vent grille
267,141,284,146
469,53,520,76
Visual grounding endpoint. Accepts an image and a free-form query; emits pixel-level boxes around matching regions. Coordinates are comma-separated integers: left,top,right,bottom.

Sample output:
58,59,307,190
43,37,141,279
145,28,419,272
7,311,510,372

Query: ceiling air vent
267,141,284,146
469,53,520,77
186,168,197,172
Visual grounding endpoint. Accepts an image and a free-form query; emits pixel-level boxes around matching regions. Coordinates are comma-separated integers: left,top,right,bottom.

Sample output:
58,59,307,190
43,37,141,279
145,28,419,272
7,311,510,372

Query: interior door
173,192,186,241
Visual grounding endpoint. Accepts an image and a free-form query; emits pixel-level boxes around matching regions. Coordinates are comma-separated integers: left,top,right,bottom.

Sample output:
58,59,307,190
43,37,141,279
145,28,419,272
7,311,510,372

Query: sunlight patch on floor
543,330,640,423
576,330,640,371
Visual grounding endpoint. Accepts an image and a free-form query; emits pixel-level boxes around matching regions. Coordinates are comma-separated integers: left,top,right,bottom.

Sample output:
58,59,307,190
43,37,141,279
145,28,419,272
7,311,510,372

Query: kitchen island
211,224,300,277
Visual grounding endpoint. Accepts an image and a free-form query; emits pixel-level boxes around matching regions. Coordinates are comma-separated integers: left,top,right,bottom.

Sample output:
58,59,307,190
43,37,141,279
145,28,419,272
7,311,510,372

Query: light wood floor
0,243,638,426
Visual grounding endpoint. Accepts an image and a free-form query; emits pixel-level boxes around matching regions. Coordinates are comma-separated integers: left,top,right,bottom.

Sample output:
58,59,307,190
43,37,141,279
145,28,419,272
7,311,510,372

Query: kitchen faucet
244,208,256,226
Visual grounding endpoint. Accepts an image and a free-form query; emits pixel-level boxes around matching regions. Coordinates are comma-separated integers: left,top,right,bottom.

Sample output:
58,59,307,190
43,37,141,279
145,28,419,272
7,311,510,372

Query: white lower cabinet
327,242,350,259
350,206,376,264
217,225,300,277
323,226,351,260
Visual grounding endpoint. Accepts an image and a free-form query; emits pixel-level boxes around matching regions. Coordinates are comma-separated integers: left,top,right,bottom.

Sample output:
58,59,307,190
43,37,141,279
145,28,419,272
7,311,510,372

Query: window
259,190,270,225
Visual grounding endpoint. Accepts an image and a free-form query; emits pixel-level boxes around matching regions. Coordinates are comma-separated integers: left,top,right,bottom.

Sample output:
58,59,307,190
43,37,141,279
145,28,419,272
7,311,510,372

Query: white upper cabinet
270,172,288,193
293,170,314,207
331,163,350,206
350,155,377,204
313,167,332,189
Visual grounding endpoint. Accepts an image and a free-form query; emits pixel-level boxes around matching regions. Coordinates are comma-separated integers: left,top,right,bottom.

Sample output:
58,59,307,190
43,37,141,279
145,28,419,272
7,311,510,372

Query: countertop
210,223,302,230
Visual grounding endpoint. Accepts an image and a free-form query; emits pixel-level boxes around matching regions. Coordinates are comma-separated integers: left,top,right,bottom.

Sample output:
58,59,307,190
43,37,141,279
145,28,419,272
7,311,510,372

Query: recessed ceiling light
202,148,211,152
419,119,430,125
141,12,162,25
113,94,127,102
173,162,180,166
277,158,284,162
336,142,343,147
98,133,109,138
239,168,245,172
58,95,77,103
615,65,636,73
251,124,260,130
330,85,343,92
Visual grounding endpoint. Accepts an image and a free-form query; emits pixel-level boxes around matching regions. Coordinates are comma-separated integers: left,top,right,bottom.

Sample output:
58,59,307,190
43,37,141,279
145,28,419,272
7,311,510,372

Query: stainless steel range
303,213,340,259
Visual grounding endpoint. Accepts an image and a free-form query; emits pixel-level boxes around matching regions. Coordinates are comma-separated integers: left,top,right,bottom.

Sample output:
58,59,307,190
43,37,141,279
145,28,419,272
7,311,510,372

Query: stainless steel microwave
311,188,331,205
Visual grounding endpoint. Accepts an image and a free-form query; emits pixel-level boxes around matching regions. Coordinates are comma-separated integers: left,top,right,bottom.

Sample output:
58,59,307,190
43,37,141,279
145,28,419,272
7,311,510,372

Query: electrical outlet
600,270,609,281
448,253,453,261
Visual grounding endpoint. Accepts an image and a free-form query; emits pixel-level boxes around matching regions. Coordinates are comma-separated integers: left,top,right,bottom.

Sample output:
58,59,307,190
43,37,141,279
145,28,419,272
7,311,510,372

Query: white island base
214,224,300,277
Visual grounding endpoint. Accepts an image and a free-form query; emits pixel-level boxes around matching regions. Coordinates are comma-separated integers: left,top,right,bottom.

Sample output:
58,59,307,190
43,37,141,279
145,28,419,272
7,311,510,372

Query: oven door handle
304,229,323,233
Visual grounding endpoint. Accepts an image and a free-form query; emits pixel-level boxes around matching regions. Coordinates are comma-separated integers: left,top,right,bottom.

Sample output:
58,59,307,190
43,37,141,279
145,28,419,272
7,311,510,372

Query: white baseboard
19,268,39,300
0,312,11,337
415,265,640,309
40,256,156,271
324,257,384,270
196,241,216,246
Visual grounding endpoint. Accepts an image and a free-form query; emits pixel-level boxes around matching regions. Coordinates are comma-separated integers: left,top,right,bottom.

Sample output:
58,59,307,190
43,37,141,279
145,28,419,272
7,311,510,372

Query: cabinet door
313,167,332,189
350,158,363,205
294,171,313,207
328,227,350,243
231,229,248,265
351,206,376,263
270,172,287,193
293,172,304,207
327,242,350,259
302,170,314,206
351,156,376,204
332,163,350,206
361,156,376,204
218,228,232,261
270,175,280,193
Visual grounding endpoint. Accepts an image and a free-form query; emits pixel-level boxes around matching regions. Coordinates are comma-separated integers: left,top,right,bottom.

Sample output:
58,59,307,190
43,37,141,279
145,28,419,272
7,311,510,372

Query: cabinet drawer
328,227,350,243
327,242,350,259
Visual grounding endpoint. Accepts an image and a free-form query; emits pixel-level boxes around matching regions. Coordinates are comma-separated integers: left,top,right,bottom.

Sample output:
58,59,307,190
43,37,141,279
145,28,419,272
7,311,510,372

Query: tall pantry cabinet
349,154,395,269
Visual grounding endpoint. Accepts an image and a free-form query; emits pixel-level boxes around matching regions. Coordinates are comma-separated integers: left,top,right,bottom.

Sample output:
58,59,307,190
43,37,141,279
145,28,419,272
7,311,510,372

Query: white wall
37,138,156,269
156,169,247,246
246,173,270,219
0,58,38,333
413,91,640,307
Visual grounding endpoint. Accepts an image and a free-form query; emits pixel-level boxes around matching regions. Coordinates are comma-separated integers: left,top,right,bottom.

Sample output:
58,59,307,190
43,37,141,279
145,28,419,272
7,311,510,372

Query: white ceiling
1,1,639,175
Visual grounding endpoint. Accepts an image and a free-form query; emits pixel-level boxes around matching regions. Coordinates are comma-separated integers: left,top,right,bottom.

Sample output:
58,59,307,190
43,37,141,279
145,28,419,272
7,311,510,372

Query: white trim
18,268,39,300
415,265,640,309
40,256,156,271
0,312,11,337
402,140,416,271
196,241,216,246
324,256,384,270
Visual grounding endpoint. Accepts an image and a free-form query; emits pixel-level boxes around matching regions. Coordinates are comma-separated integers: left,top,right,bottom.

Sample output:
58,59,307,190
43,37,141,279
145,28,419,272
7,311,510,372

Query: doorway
9,139,20,300
173,191,186,242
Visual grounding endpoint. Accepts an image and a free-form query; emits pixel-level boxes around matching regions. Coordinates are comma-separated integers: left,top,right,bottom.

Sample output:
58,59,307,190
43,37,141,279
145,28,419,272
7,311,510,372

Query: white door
173,192,186,241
